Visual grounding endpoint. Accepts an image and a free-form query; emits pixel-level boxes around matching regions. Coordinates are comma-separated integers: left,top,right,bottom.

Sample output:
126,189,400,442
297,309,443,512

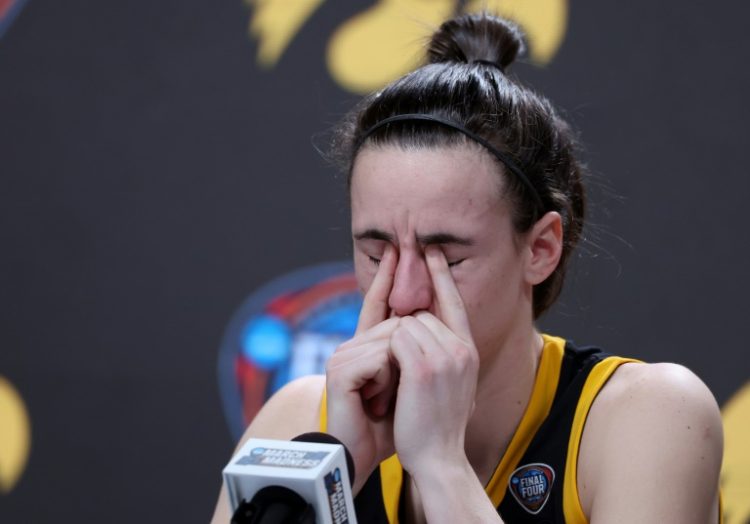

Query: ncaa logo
509,463,555,514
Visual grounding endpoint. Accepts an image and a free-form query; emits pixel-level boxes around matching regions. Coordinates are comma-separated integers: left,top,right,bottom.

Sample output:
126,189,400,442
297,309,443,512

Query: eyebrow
353,228,474,246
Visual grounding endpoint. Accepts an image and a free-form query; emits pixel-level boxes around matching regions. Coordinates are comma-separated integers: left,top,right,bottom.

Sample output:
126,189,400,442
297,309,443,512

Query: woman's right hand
325,245,399,493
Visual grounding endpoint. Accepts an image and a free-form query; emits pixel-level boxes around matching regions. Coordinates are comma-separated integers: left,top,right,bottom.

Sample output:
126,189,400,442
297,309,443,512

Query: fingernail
385,243,399,267
425,245,442,261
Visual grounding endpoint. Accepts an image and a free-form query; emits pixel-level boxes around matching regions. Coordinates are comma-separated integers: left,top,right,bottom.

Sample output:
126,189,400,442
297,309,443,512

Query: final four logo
509,463,555,514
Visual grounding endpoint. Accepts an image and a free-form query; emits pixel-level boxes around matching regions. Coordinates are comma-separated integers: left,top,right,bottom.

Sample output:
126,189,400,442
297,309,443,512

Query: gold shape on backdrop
0,376,31,494
721,381,750,524
246,0,568,94
247,0,326,67
464,0,568,65
326,0,457,94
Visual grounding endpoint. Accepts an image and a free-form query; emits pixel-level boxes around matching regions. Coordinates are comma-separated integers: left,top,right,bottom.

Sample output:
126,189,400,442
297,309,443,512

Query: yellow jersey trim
380,454,403,524
319,386,326,432
485,334,566,506
562,356,639,524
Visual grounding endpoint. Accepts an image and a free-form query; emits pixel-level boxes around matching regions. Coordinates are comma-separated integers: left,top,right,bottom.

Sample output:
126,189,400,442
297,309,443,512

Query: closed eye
368,256,465,268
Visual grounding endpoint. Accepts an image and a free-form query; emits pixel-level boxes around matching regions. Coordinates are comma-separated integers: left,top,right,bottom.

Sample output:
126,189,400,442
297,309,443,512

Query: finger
424,245,472,342
359,354,393,401
388,325,425,378
398,315,447,358
412,311,461,347
414,311,479,367
336,317,400,353
327,338,397,417
356,244,397,335
365,366,399,417
329,338,390,367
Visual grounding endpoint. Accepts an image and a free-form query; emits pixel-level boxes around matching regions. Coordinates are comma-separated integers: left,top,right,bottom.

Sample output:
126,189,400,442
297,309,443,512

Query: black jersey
320,335,638,523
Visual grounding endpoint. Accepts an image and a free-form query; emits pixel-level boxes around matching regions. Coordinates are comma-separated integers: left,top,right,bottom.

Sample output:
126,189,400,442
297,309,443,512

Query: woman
212,13,722,523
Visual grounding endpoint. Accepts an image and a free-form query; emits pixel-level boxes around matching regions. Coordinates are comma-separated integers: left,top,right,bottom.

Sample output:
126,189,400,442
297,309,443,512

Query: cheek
452,275,484,314
455,263,511,317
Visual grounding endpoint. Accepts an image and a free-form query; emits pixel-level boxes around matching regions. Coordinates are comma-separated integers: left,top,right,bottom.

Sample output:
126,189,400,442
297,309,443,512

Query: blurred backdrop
1,0,748,522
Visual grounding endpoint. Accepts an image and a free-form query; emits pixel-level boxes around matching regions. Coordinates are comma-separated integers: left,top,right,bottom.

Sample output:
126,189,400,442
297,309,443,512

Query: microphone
222,432,358,524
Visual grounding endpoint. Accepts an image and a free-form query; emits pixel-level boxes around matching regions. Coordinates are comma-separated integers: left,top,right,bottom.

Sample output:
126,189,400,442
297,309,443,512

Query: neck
464,324,544,481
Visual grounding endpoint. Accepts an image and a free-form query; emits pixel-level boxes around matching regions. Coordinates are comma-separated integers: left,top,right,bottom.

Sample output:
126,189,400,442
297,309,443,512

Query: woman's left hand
389,245,480,478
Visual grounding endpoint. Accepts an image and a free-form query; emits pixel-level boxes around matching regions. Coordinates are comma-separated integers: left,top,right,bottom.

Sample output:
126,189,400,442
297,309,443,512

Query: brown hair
331,13,586,318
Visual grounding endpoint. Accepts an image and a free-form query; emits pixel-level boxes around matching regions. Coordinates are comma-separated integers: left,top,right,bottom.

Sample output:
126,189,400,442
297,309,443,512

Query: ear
524,211,564,286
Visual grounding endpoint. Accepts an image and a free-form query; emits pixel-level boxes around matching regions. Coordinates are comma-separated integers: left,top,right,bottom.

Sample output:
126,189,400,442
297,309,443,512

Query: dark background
1,1,748,522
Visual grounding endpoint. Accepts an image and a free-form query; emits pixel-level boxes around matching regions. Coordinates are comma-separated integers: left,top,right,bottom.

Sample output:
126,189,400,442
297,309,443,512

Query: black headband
354,113,544,213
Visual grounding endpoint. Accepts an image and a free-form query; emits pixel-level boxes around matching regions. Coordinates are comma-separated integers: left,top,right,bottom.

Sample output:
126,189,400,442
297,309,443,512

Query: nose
388,250,433,316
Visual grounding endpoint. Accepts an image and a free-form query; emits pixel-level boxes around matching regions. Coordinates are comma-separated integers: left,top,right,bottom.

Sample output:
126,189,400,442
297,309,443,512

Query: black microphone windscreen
291,432,356,488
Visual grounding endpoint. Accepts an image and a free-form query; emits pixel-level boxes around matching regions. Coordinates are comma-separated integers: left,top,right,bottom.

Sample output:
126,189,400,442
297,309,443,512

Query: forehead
350,145,506,231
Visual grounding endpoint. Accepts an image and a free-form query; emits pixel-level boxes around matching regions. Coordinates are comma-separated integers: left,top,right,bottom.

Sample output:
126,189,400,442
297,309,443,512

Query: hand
389,245,479,478
325,245,400,492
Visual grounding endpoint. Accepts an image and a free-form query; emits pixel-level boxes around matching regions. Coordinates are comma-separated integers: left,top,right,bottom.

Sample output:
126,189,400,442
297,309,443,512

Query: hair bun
427,13,525,72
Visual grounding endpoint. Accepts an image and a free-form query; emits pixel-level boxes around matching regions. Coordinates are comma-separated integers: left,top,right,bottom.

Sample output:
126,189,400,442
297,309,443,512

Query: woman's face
350,144,534,357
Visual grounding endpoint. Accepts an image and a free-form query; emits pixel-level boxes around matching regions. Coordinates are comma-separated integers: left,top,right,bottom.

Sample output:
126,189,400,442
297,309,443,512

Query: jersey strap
484,334,566,506
498,341,639,523
562,355,639,523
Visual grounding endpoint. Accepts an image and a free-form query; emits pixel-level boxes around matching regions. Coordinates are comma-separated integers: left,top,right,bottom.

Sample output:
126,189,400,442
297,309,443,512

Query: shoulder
577,362,723,522
590,361,722,434
234,374,326,450
592,361,722,419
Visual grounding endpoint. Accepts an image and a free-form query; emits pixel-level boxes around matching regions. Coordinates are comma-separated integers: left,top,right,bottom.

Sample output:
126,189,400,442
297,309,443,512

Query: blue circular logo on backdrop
217,261,362,440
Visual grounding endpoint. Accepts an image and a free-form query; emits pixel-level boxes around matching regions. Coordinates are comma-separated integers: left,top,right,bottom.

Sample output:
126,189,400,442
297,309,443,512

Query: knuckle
413,363,433,385
453,343,478,370
431,357,451,376
453,343,470,361
391,326,409,343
